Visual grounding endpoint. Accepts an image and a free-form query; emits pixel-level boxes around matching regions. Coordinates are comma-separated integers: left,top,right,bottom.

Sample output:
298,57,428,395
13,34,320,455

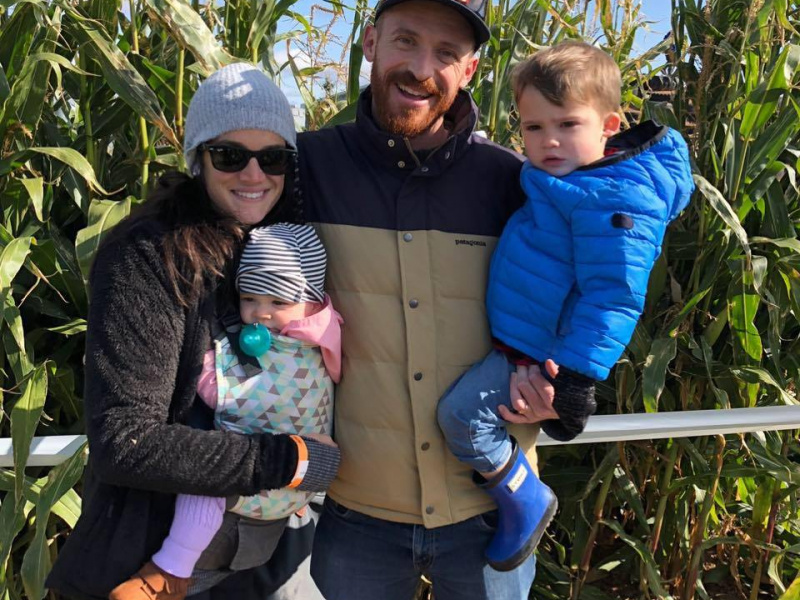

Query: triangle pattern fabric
213,333,334,519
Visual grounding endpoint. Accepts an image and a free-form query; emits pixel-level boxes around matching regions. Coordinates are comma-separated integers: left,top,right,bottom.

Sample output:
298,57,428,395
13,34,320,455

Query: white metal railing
1,405,799,468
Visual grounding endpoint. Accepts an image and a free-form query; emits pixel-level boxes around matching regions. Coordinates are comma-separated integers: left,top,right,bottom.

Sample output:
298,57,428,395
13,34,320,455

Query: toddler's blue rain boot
476,438,558,572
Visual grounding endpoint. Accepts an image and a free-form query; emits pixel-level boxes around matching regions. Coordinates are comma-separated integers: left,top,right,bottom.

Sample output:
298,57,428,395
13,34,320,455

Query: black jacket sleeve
83,225,299,497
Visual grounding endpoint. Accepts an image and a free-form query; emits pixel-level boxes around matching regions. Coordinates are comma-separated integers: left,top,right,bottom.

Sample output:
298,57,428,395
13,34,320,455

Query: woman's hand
498,359,560,424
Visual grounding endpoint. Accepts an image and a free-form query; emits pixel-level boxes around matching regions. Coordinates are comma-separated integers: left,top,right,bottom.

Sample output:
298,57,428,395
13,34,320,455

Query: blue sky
276,0,676,106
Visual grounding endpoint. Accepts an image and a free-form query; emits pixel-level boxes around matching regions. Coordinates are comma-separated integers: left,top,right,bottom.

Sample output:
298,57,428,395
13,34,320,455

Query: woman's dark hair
110,152,303,308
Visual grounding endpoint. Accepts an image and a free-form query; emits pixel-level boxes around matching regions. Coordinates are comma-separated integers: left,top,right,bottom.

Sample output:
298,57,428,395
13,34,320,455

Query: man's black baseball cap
374,0,491,46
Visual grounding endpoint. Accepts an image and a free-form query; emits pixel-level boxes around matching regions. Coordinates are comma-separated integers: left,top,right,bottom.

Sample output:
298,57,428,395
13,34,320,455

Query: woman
46,63,339,600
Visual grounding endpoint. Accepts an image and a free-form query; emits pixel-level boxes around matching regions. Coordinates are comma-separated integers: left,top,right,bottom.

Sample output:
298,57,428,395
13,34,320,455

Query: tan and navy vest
299,89,539,528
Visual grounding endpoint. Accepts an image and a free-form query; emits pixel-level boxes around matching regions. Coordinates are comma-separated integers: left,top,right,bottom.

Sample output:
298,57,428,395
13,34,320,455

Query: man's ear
460,54,480,88
363,24,377,62
603,112,622,138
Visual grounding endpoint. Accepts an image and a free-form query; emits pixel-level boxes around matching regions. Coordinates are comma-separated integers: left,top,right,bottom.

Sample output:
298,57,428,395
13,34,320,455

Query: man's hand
498,359,560,424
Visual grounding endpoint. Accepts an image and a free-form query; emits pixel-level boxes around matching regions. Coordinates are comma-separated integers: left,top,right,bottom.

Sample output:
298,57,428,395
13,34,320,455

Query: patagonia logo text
455,239,486,247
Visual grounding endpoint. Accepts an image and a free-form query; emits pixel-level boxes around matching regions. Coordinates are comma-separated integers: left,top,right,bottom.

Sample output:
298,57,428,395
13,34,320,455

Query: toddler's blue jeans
437,349,517,473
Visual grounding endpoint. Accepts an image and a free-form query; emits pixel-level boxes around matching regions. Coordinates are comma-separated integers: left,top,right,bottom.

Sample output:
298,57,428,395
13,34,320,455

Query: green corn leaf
751,236,800,253
694,174,751,261
19,178,44,222
642,337,677,413
3,328,32,382
3,294,25,354
66,14,180,148
580,445,620,502
20,441,86,600
677,437,711,475
731,367,797,405
778,572,800,600
666,287,711,335
10,364,48,506
74,198,132,284
46,362,82,422
750,477,775,536
0,236,32,290
727,266,763,366
614,359,636,413
740,44,800,140
323,101,358,128
745,107,800,184
143,0,231,76
0,468,82,528
287,51,317,115
0,3,36,80
700,337,729,408
249,0,301,65
45,319,87,336
0,492,34,597
0,60,10,104
28,51,95,76
768,552,788,596
3,29,55,132
346,0,366,105
29,147,108,195
612,466,650,533
599,518,674,599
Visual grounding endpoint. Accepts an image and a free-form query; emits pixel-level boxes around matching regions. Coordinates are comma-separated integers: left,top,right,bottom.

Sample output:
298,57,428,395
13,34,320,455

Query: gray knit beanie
184,63,297,173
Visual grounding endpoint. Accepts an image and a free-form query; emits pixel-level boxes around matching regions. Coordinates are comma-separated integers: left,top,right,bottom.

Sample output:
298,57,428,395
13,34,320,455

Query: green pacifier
239,323,272,357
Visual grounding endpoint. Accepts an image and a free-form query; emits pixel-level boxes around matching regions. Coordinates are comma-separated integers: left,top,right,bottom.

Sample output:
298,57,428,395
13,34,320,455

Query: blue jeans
310,498,536,600
437,349,516,473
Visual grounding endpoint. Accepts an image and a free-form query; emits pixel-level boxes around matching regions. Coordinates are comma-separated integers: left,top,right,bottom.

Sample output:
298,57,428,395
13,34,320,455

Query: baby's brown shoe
108,561,189,600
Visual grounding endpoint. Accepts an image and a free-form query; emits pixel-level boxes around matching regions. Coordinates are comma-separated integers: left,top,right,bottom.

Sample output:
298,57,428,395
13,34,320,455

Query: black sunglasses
199,144,296,175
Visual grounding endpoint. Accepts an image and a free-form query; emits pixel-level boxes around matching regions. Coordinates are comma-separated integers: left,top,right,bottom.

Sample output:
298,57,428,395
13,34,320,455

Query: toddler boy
437,41,694,571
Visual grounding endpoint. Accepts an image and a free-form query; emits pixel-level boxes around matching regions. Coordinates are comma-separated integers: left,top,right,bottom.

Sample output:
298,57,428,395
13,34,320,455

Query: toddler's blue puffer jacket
487,121,694,380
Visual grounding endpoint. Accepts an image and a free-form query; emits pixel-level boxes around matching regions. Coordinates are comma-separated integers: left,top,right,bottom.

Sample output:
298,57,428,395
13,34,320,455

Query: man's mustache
386,71,442,98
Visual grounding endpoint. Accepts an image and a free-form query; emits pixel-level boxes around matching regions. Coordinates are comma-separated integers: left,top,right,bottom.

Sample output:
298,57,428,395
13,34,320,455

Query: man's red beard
370,59,458,138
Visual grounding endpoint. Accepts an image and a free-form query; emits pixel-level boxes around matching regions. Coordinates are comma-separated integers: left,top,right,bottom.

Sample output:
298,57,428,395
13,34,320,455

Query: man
297,0,559,598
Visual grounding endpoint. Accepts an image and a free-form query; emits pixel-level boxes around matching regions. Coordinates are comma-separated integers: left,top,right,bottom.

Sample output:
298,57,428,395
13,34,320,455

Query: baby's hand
303,433,337,448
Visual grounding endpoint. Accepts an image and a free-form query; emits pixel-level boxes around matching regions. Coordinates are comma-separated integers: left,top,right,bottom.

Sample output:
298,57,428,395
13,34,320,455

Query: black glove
541,367,596,442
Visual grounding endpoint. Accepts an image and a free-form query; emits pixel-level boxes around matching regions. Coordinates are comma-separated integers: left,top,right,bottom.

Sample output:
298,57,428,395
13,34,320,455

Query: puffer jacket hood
524,121,692,224
487,121,694,380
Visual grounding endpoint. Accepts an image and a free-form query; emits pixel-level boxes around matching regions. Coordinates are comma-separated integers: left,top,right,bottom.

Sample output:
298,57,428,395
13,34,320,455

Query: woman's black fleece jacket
46,215,330,599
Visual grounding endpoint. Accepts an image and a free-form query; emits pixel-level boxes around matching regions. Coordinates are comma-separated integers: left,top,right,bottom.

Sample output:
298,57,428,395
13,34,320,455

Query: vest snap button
403,233,413,242
398,160,406,168
388,139,395,147
414,372,423,381
426,505,435,515
421,442,430,451
409,299,419,308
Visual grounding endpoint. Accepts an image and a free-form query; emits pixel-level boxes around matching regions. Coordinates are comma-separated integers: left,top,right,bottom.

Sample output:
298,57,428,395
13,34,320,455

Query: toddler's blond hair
512,41,621,113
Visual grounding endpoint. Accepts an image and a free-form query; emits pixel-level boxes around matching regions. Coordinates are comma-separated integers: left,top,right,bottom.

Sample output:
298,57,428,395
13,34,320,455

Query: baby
437,41,694,571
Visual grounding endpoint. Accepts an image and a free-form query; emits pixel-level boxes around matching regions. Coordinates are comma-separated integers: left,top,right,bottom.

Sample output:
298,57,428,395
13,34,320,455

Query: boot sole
487,493,559,572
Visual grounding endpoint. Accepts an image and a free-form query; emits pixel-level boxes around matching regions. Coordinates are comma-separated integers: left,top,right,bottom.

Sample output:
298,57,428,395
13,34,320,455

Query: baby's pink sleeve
196,349,218,409
282,297,344,383
318,311,343,383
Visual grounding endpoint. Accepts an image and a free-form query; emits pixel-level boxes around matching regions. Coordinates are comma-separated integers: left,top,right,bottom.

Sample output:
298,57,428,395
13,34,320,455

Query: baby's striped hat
236,223,326,304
